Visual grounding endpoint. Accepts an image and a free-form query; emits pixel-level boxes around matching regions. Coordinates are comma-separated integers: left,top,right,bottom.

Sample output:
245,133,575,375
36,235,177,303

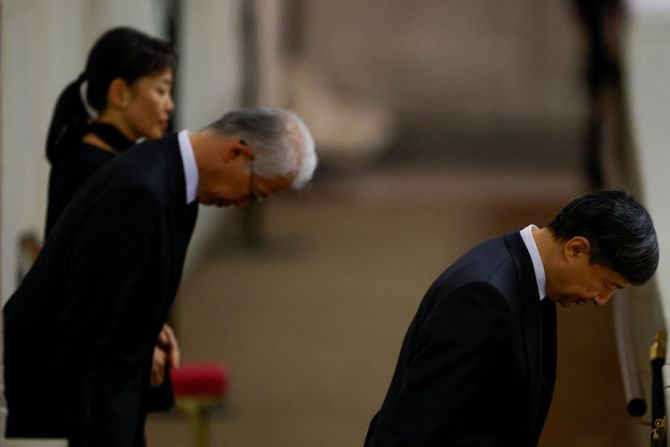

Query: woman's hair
46,27,177,163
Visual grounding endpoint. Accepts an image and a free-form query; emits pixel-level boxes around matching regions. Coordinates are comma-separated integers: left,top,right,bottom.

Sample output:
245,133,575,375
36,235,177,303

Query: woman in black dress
46,26,176,236
44,26,180,412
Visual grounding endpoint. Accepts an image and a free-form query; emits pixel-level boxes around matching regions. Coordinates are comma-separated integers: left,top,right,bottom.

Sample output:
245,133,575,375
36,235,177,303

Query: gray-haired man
4,107,317,447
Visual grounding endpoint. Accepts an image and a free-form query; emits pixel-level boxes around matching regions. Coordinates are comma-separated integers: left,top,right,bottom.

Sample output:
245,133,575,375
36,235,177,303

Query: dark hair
548,190,659,285
46,27,177,163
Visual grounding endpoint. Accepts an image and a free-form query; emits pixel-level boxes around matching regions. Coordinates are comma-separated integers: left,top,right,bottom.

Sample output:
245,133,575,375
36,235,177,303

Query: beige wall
303,0,582,122
297,0,585,162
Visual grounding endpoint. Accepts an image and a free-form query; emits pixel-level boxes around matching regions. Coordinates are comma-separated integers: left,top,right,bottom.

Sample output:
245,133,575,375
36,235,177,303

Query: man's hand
150,323,181,388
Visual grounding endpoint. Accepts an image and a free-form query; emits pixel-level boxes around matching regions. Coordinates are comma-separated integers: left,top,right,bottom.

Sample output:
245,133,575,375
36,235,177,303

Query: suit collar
177,129,199,204
519,224,547,300
502,231,545,440
502,231,540,304
159,135,189,206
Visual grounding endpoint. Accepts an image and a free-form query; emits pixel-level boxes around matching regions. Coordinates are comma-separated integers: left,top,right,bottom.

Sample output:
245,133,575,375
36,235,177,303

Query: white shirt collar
177,129,199,204
519,224,547,301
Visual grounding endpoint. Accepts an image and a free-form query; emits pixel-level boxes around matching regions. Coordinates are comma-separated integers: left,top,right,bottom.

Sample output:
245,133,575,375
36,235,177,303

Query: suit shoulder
438,236,517,292
92,138,178,194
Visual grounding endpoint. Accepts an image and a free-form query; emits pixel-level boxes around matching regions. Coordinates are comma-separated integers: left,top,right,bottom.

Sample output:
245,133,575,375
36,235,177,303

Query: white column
179,0,245,275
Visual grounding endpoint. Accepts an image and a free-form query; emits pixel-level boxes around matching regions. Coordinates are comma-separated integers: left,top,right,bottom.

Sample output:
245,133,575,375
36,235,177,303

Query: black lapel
160,137,199,306
502,231,543,436
539,295,557,430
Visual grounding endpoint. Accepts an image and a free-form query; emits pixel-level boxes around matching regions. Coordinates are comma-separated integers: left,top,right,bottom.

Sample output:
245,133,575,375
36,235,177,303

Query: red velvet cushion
170,363,230,398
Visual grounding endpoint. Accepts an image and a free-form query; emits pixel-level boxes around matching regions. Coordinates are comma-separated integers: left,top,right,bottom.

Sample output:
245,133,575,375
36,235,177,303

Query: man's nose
594,290,615,306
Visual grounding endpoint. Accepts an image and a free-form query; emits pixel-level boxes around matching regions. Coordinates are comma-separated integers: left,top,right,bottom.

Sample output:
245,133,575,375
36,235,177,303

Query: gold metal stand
650,331,667,446
176,396,225,447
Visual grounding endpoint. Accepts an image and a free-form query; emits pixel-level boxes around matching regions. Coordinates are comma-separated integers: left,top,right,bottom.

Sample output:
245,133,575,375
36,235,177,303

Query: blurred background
3,0,670,445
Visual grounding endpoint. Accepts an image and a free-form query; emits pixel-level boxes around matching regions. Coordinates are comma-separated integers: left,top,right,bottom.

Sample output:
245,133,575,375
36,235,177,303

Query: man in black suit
364,190,658,447
3,107,317,446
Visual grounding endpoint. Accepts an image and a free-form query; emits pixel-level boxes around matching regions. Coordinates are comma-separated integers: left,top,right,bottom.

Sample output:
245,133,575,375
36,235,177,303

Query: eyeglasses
248,159,261,203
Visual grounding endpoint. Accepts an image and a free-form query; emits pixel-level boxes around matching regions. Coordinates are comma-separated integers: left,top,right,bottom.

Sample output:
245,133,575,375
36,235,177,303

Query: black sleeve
371,282,513,445
51,185,161,373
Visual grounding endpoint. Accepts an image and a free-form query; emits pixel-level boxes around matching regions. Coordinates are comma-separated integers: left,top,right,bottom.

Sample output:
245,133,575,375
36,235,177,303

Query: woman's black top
44,123,134,237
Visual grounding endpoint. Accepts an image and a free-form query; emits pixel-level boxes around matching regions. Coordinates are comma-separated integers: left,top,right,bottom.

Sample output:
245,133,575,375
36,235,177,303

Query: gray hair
204,107,317,188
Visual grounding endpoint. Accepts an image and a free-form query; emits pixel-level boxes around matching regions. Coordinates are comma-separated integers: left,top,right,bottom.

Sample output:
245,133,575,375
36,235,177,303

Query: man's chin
555,296,589,307
201,196,231,207
545,295,561,306
551,296,573,308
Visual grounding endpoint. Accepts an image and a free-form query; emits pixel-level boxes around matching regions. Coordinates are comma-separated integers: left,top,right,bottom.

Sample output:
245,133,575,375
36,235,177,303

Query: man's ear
222,139,254,162
564,236,591,259
107,78,131,109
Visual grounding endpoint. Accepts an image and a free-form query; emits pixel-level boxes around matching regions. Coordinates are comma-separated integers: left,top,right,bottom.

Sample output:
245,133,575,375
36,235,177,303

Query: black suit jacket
45,140,115,238
4,135,198,446
364,232,557,447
